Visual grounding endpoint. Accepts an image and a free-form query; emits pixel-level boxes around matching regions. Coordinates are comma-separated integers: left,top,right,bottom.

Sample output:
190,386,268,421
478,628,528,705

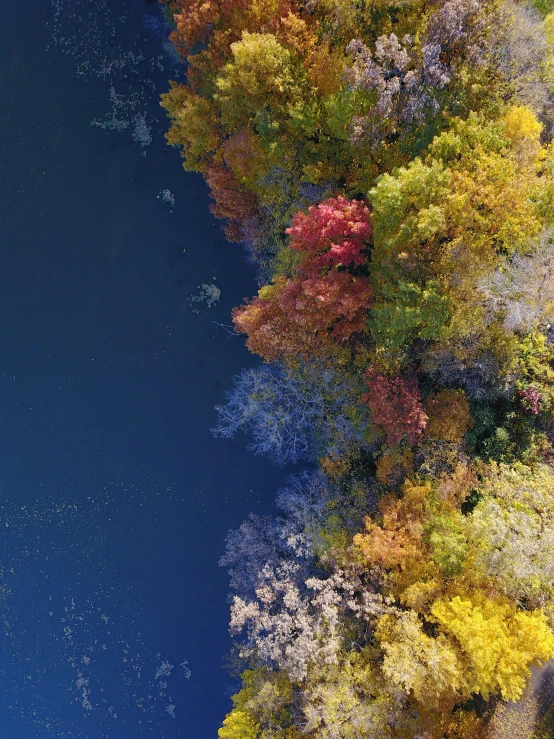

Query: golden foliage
431,593,554,701
425,389,473,443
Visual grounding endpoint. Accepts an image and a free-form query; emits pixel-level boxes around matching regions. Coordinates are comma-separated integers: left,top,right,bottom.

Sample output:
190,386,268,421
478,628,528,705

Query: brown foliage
355,481,431,580
205,166,261,242
424,389,473,442
233,272,373,362
362,369,428,446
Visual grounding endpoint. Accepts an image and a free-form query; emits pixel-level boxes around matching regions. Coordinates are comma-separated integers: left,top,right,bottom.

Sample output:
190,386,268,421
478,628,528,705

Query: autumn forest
161,0,554,736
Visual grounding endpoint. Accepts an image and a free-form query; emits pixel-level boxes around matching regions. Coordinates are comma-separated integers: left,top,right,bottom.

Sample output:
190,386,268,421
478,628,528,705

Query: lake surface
0,1,287,736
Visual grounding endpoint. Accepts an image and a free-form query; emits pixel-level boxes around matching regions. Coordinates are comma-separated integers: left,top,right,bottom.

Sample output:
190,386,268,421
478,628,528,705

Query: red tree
286,196,372,275
233,196,373,361
362,369,428,446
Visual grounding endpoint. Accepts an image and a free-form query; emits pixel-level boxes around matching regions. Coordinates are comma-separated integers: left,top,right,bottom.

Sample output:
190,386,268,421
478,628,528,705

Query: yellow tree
218,709,260,739
431,593,554,701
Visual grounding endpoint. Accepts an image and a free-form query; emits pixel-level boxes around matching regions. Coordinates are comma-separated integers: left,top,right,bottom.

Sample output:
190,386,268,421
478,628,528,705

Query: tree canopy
161,0,554,735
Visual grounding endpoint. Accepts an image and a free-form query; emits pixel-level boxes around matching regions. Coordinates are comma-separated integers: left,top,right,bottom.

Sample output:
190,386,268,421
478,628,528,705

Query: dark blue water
0,2,285,736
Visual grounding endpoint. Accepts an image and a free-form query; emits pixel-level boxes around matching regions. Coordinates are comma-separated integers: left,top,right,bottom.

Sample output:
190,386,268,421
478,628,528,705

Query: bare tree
479,229,554,334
